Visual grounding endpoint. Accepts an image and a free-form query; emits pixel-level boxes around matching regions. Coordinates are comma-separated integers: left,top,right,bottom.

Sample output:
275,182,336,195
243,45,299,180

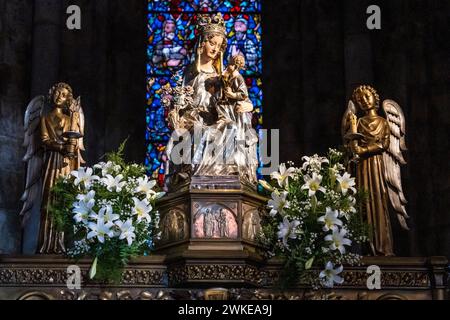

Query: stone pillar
19,0,63,253
30,0,62,96
343,0,374,98
0,0,33,254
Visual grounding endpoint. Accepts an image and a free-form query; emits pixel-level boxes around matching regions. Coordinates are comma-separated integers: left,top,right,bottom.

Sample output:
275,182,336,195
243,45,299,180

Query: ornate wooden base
155,185,267,257
0,255,448,300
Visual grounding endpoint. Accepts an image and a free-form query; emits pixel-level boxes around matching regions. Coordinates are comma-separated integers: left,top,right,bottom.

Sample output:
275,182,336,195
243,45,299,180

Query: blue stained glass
149,0,261,12
244,77,262,130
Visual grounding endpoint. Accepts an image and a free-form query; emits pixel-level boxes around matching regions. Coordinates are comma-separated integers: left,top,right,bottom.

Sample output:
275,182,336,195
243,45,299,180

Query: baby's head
228,53,246,71
205,77,220,95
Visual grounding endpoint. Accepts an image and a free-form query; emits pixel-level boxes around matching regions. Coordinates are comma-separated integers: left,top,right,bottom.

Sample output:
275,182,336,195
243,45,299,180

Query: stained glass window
147,0,262,184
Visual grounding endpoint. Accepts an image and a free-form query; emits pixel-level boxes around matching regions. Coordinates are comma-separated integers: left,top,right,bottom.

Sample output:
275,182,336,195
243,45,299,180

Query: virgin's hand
235,102,253,113
236,105,248,113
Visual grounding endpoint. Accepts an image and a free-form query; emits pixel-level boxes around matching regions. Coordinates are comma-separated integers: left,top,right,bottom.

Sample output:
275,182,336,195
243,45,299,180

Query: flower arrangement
258,149,368,288
50,142,164,282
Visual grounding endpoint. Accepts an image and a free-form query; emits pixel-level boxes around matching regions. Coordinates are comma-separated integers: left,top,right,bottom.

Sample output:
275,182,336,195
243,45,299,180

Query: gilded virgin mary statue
20,83,85,254
164,13,258,191
342,85,409,256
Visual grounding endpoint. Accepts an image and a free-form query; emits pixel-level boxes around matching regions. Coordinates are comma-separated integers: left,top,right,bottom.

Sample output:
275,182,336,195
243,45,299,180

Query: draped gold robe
39,109,80,253
355,115,394,256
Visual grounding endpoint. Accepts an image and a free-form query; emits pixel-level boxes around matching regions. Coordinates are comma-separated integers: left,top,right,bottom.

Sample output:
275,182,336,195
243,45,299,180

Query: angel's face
53,88,70,107
357,90,375,111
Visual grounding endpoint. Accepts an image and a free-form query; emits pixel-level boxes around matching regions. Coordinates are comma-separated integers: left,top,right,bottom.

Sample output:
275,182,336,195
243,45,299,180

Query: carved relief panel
160,206,189,243
192,202,238,239
242,204,262,241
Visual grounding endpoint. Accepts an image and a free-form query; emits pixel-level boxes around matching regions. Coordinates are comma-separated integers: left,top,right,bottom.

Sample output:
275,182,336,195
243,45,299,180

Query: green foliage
48,179,77,234
105,137,129,168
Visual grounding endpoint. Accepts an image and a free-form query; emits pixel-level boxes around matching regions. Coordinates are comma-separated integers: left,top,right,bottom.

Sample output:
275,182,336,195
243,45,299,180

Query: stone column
0,0,33,254
343,0,374,98
30,0,62,96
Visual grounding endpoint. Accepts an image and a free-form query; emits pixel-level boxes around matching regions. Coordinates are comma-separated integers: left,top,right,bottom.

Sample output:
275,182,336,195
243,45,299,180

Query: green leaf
89,257,98,279
305,256,315,270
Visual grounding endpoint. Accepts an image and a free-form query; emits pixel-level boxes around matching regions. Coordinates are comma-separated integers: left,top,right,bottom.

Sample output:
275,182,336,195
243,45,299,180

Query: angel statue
342,85,408,256
20,82,85,254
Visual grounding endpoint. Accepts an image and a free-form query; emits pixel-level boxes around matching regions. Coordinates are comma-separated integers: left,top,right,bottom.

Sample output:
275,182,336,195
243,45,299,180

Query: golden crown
197,13,226,37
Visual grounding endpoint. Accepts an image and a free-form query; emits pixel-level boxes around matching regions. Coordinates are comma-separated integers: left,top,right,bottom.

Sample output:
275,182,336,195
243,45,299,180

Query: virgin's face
53,88,70,107
203,35,223,61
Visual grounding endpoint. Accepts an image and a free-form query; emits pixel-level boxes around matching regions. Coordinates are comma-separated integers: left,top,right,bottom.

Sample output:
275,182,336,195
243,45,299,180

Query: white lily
134,176,157,197
72,190,96,224
277,216,301,247
95,205,120,223
317,207,343,232
73,202,94,225
101,174,126,192
324,228,352,254
319,261,344,288
87,219,114,243
116,219,136,246
76,190,96,203
301,172,326,197
267,191,290,217
71,167,99,188
270,163,296,188
340,196,357,220
301,154,329,172
94,161,115,177
336,172,356,195
131,197,153,223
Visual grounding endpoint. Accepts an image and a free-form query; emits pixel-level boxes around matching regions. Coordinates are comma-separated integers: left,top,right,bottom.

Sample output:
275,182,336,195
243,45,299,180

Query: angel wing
382,99,409,230
76,97,86,164
341,99,357,145
19,96,46,226
69,96,86,164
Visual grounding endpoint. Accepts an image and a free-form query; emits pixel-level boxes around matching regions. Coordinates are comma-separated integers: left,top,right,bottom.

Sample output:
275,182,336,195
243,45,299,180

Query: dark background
0,0,449,258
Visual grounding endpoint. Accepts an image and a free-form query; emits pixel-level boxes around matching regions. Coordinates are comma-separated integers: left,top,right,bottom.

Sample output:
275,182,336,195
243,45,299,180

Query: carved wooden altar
0,175,449,300
0,255,448,300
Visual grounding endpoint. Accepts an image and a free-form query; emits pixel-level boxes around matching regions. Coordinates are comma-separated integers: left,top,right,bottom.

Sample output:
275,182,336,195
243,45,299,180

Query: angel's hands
352,145,368,156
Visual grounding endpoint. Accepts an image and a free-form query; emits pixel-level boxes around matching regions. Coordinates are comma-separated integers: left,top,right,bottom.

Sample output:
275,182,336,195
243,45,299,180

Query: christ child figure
216,54,254,129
